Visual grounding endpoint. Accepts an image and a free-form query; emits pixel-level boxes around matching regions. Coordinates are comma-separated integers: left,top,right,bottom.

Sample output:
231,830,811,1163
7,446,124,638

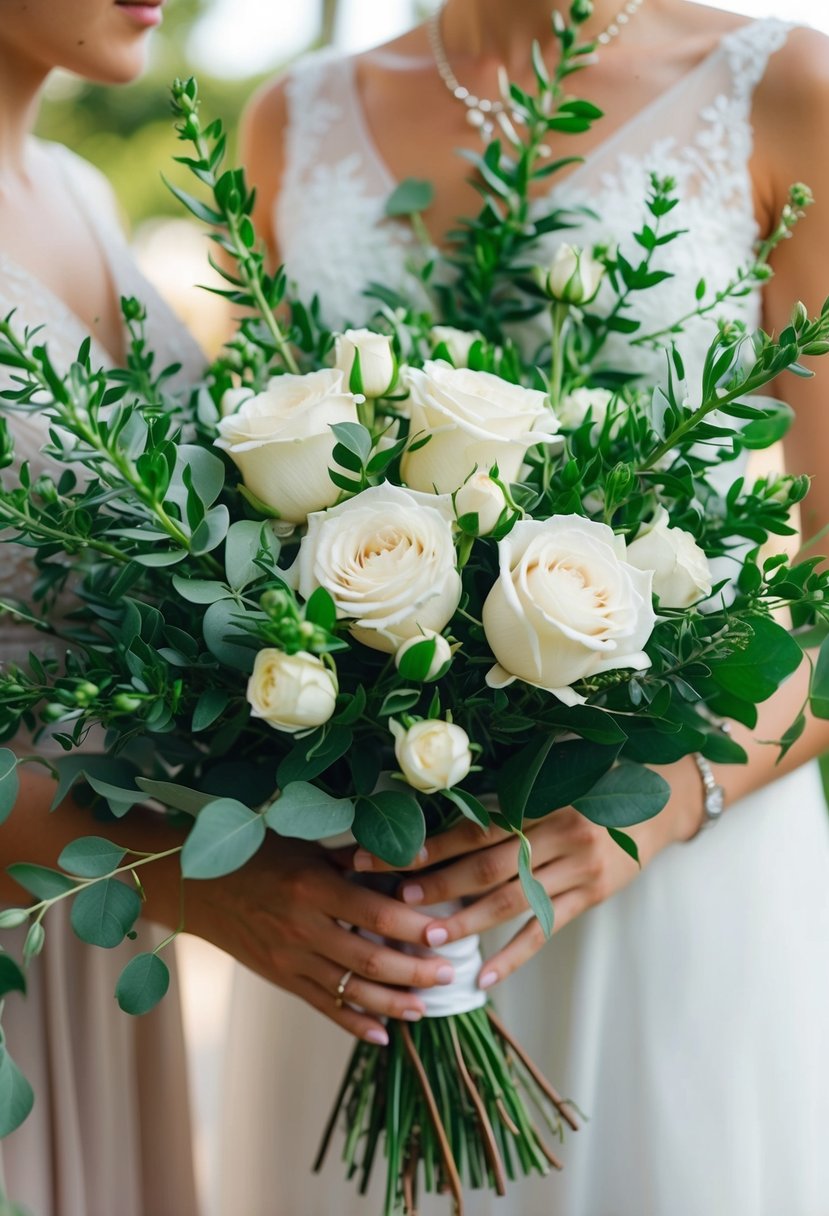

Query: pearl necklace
428,0,647,138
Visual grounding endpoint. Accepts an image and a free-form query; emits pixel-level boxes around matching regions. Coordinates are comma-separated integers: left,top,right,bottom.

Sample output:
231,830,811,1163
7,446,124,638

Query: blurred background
32,3,826,1210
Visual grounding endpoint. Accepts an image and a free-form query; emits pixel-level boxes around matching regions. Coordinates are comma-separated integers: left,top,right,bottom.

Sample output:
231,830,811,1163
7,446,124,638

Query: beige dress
0,142,203,1216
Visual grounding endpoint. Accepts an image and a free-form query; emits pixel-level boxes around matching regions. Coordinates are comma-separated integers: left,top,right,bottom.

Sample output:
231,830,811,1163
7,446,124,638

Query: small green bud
113,693,143,713
74,681,100,706
23,922,45,961
260,588,297,620
791,301,809,330
753,264,774,282
789,182,814,210
42,702,68,723
570,0,593,23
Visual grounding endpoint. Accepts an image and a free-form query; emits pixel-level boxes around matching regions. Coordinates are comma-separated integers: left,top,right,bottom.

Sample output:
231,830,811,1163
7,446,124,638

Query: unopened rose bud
390,718,472,794
247,649,337,734
541,244,605,306
431,326,482,368
334,328,396,398
626,507,712,609
455,473,508,535
395,632,453,682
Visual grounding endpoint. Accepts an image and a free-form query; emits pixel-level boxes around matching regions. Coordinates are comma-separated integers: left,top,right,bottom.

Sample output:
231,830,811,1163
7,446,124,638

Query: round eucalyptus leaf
58,836,128,879
181,799,266,879
0,1046,34,1137
115,952,170,1016
70,879,142,949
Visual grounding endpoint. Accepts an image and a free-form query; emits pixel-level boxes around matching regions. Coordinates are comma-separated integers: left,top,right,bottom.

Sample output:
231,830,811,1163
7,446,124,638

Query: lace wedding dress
219,21,829,1215
0,143,203,1216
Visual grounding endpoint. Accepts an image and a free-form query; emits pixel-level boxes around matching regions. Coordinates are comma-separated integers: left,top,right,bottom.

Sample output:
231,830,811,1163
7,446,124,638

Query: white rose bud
556,387,614,430
215,369,359,524
334,328,396,398
288,482,462,654
483,516,656,705
247,649,337,734
626,507,713,609
395,632,453,681
391,719,472,794
401,361,560,495
455,473,508,535
542,244,605,305
220,386,255,418
431,326,482,367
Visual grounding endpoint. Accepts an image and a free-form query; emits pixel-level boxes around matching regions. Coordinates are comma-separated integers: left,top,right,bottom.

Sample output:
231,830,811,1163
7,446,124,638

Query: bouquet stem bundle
316,1007,578,1215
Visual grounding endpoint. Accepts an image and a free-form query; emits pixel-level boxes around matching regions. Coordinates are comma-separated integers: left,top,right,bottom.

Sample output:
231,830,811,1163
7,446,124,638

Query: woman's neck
0,44,47,176
442,0,663,68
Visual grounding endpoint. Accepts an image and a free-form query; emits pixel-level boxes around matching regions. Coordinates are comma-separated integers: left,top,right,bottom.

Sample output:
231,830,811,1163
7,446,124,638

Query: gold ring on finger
335,969,353,1009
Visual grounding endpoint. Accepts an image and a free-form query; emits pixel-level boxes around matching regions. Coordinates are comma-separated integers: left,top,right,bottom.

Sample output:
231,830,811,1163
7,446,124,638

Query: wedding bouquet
2,5,829,1213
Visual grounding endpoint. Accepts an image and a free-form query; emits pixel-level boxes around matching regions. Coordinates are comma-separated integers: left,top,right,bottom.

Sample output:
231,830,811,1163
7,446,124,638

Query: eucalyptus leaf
810,633,829,719
385,178,435,217
115,952,171,1016
496,734,556,829
713,616,802,703
0,749,19,826
518,835,554,939
172,576,232,605
608,827,641,867
353,791,426,867
573,763,670,828
441,787,491,829
0,1046,34,1137
203,599,257,673
7,863,77,901
0,955,26,999
70,879,142,948
135,778,217,816
265,783,355,840
524,739,622,818
57,836,127,879
181,799,266,879
225,519,278,590
85,776,145,819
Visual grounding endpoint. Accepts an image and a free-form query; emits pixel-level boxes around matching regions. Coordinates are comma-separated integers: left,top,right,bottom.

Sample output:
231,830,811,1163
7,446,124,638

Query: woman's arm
2,768,452,1041
239,76,290,267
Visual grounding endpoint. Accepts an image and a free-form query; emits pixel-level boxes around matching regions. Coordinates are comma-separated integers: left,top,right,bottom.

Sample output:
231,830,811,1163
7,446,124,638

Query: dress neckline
345,17,774,201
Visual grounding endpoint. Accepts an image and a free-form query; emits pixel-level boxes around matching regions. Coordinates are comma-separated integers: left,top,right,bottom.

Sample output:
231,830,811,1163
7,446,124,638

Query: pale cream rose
626,507,713,608
401,361,559,494
455,473,509,535
482,516,655,705
220,386,255,418
247,649,338,734
334,328,396,397
431,326,483,367
557,387,617,430
395,632,453,681
289,483,462,654
215,369,359,523
541,244,605,305
390,718,472,794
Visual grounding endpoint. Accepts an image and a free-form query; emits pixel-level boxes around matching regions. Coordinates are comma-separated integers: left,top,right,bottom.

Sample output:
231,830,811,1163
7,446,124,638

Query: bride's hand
180,835,453,1044
351,756,702,991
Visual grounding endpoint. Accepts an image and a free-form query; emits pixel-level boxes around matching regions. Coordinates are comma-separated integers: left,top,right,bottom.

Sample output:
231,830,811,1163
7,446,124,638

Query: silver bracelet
689,751,726,836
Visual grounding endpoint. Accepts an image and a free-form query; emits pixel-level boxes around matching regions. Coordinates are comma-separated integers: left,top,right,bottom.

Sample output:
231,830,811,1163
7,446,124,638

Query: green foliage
353,791,426,867
180,799,266,879
70,879,142,949
115,953,171,1016
0,1045,34,1137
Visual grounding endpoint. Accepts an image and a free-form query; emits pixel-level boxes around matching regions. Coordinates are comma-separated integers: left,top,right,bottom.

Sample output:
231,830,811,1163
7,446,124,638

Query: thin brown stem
486,1007,579,1132
400,1022,464,1216
449,1020,507,1196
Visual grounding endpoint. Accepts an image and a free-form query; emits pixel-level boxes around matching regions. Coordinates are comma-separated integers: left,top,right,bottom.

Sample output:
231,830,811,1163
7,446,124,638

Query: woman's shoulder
32,140,122,228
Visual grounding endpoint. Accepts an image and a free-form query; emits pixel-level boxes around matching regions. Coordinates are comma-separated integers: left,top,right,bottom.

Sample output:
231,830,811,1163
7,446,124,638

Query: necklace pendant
466,107,487,130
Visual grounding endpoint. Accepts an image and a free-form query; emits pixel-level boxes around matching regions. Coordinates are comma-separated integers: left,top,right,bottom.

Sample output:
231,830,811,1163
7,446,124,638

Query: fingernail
402,1009,423,1022
365,1027,389,1046
353,850,374,872
426,926,449,948
402,883,424,906
479,970,498,991
436,964,455,985
417,846,429,863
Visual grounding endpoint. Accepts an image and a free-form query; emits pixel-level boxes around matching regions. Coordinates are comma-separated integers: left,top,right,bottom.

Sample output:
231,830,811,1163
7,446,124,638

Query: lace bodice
0,142,205,665
277,17,792,392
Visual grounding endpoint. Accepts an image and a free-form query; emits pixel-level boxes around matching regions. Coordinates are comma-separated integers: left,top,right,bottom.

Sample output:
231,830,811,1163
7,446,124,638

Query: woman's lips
115,1,164,28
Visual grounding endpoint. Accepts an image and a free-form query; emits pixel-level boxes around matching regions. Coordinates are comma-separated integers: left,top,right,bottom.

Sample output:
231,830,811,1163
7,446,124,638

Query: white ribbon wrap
410,901,488,1018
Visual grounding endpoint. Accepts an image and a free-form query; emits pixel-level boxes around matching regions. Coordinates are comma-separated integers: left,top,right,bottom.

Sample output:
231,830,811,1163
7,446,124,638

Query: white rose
247,649,338,734
290,483,462,654
626,507,713,608
557,387,615,430
455,473,508,535
334,328,396,397
482,516,655,705
215,369,359,524
391,719,472,794
401,361,559,495
431,326,482,367
541,244,605,305
395,632,453,681
220,386,255,418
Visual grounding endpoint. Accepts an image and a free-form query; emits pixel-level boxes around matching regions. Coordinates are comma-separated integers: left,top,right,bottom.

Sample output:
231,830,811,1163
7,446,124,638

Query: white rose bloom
626,507,713,608
455,473,508,535
395,632,453,680
290,483,462,654
431,326,482,367
557,387,615,430
247,649,338,734
391,719,472,794
220,386,255,418
401,361,559,495
215,369,359,524
543,244,605,305
334,327,396,397
483,516,656,705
